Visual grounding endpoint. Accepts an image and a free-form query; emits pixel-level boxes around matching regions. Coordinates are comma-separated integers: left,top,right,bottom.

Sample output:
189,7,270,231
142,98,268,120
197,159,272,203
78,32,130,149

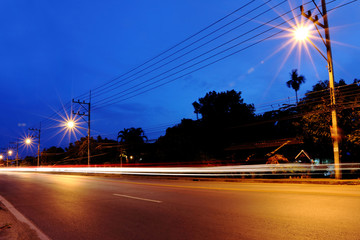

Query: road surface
0,172,359,240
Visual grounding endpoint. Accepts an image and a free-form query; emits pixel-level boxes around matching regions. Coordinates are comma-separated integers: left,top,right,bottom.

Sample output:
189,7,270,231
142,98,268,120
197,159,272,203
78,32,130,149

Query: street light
6,150,13,167
25,138,32,145
29,124,41,167
299,1,341,179
67,120,75,129
58,115,84,145
294,26,310,41
9,140,19,167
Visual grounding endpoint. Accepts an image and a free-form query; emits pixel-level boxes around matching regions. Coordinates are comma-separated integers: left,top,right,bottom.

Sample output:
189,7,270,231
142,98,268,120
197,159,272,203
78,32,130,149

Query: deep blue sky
1,0,359,156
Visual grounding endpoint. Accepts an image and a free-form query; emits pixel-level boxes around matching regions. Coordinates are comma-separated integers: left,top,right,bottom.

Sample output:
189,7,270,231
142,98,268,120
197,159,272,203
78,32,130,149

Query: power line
29,0,270,131
75,0,259,100
92,0,350,110
88,0,279,100
91,1,334,109
17,0,358,147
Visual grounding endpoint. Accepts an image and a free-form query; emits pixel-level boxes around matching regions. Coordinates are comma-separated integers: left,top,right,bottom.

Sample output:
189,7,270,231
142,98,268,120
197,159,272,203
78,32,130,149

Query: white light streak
0,164,359,178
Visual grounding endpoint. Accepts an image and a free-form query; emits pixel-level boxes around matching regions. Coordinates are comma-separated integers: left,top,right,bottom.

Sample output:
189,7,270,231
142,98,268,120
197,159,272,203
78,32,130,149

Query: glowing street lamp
6,150,13,167
25,138,32,145
58,114,83,144
294,26,310,41
67,120,75,129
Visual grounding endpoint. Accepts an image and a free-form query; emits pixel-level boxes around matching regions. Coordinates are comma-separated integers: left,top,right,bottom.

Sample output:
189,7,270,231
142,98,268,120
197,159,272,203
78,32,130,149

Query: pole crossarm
300,5,325,28
300,5,328,61
72,110,88,122
28,128,40,138
29,125,41,167
72,99,90,115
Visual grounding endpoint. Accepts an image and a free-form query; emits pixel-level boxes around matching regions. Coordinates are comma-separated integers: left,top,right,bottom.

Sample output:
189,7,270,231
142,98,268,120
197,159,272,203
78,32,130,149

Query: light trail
1,163,359,178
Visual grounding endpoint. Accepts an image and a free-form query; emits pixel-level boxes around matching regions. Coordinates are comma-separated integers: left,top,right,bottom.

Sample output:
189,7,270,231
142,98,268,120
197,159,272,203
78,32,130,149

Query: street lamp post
7,149,13,167
9,140,19,167
29,124,41,167
72,91,91,167
300,0,341,179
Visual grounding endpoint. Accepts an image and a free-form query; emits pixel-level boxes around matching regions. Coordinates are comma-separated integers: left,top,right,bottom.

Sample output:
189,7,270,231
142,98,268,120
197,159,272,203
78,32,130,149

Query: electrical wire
16,0,359,148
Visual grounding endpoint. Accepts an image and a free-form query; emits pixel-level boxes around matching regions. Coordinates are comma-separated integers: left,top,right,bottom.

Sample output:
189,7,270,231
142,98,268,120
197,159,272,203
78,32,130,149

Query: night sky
1,0,359,156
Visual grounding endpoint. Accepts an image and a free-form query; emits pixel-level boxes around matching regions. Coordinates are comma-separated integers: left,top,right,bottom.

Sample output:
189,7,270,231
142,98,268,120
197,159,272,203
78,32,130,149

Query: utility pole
72,91,91,167
9,140,19,167
300,0,341,179
16,142,19,167
0,152,3,167
29,123,41,167
0,148,6,167
6,151,9,167
6,147,14,167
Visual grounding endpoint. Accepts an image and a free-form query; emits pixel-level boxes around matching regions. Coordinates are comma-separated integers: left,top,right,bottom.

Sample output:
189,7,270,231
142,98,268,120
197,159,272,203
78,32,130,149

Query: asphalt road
0,172,359,240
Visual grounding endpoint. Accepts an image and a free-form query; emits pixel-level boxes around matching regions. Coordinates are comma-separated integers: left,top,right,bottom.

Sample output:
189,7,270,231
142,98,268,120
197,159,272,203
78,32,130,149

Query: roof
295,150,311,160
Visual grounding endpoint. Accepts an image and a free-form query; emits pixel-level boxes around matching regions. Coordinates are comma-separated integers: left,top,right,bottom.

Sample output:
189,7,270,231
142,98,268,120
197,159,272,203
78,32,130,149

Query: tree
64,137,97,165
192,101,201,120
41,147,65,165
296,79,360,162
117,127,147,144
286,69,306,104
117,127,148,162
156,119,202,163
192,90,255,124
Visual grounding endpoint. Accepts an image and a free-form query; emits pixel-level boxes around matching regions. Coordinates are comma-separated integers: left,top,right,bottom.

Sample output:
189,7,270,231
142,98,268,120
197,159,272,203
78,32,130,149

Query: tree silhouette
117,127,147,161
192,90,255,124
192,101,201,120
286,69,306,104
296,79,360,163
117,127,147,144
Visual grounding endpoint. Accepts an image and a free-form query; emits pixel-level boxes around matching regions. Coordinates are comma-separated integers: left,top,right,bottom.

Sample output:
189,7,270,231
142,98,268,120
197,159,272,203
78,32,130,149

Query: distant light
8,150,13,156
294,26,310,41
25,138,32,145
0,155,3,160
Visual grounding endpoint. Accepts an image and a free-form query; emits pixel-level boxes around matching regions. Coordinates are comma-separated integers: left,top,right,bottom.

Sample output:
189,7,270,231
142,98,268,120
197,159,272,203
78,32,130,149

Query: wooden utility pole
301,0,341,179
72,91,91,167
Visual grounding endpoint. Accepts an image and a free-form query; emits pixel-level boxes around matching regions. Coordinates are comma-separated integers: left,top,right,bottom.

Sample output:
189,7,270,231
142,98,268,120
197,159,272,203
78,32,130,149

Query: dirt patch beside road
0,201,40,240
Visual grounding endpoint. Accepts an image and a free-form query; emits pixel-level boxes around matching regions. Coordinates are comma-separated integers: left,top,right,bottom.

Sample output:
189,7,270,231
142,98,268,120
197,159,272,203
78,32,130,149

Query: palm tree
117,127,147,144
117,127,147,162
286,69,306,104
192,101,201,120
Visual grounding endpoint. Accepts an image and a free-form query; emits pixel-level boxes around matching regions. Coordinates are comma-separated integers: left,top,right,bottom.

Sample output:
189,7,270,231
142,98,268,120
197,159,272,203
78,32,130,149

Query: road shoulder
0,196,48,240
